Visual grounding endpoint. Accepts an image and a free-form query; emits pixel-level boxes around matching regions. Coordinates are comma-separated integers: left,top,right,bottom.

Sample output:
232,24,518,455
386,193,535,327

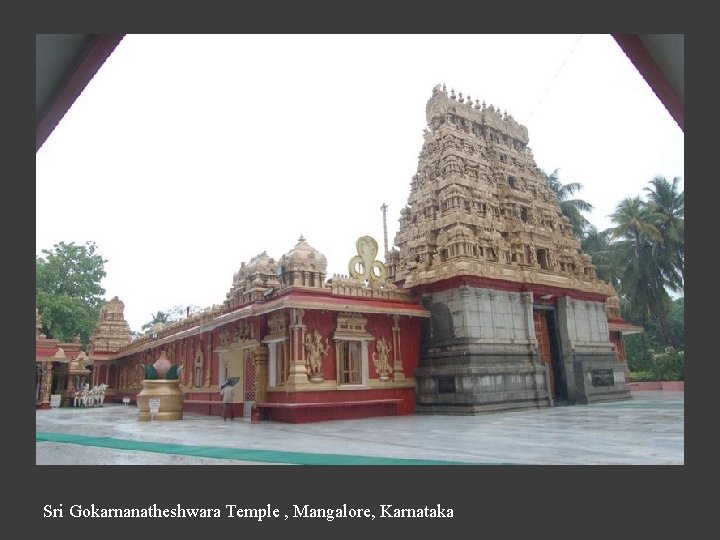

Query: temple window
333,313,371,387
263,312,290,387
337,341,362,384
266,339,290,386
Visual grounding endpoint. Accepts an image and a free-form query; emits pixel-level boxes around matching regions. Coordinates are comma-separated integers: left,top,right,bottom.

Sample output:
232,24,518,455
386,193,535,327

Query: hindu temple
36,85,636,422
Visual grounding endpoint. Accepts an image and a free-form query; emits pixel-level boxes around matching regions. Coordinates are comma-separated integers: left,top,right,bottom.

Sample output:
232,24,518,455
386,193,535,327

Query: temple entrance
217,347,245,415
217,342,260,418
533,308,567,402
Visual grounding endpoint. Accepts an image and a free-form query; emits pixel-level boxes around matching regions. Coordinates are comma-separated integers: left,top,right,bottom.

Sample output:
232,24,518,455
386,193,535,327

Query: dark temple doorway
533,307,567,403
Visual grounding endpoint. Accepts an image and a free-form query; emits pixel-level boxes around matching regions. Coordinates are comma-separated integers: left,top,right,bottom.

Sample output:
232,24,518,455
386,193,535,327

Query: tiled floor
36,390,683,465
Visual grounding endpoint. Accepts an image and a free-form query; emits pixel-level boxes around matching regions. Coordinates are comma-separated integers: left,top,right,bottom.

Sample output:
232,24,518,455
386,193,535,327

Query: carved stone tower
88,296,132,353
389,85,630,413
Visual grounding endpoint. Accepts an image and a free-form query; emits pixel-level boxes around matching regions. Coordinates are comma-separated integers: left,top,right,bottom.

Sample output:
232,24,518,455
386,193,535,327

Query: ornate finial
482,100,486,109
348,236,386,282
442,83,447,93
474,99,481,109
450,89,456,100
458,92,464,103
298,235,306,242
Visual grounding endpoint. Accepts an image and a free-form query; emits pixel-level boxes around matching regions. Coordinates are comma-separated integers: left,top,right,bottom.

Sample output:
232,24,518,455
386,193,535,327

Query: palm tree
644,176,684,292
608,196,673,341
141,310,171,332
581,225,621,290
543,169,593,238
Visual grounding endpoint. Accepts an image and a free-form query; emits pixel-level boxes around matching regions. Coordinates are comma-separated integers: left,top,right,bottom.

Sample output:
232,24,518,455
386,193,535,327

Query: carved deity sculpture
41,364,53,399
372,337,393,381
304,330,329,381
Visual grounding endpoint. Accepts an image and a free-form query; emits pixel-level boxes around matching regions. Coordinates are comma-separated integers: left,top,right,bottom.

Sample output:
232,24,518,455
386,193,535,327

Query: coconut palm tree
581,225,621,290
644,176,684,292
543,169,593,238
608,196,673,341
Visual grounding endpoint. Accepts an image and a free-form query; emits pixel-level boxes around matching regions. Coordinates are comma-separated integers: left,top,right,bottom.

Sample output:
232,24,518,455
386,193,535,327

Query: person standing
220,382,234,421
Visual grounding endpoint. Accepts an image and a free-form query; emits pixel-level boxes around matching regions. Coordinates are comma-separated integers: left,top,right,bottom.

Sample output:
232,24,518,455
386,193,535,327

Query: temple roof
279,235,327,274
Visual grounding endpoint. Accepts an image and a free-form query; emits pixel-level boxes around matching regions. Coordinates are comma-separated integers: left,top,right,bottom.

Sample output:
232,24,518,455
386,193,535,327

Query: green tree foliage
141,304,201,331
543,168,593,238
141,311,172,332
36,241,107,346
667,297,684,350
644,176,684,292
608,176,684,345
581,225,621,290
624,332,661,372
577,174,684,373
608,196,664,329
624,295,684,380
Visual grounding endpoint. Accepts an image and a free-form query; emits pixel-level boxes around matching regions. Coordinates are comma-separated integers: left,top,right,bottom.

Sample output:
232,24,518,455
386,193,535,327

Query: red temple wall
298,310,421,382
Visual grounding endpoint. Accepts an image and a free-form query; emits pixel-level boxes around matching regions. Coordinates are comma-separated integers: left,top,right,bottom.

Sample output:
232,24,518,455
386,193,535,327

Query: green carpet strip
37,432,477,465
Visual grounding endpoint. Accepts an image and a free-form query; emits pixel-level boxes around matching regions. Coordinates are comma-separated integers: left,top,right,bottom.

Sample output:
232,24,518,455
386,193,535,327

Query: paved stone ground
36,390,683,465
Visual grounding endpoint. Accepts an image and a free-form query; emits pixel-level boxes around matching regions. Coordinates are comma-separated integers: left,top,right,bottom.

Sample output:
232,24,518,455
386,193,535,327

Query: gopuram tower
386,84,631,412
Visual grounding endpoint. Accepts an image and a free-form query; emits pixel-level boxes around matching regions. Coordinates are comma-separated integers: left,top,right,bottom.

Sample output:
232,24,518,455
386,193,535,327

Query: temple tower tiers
88,296,132,353
389,85,630,413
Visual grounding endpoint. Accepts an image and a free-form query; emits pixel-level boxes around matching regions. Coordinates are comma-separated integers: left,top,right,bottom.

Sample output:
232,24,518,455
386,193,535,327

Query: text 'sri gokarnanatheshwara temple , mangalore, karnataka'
36,84,640,423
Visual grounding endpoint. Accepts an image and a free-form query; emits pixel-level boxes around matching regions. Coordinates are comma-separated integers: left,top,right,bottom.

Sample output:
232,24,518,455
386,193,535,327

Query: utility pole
380,203,389,257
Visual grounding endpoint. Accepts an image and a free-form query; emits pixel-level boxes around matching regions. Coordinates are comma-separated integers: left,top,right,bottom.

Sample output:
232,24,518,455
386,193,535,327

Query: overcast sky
36,34,684,333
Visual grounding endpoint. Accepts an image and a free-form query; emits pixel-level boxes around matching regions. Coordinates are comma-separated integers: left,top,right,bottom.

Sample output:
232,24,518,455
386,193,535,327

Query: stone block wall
555,297,630,404
415,286,552,412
